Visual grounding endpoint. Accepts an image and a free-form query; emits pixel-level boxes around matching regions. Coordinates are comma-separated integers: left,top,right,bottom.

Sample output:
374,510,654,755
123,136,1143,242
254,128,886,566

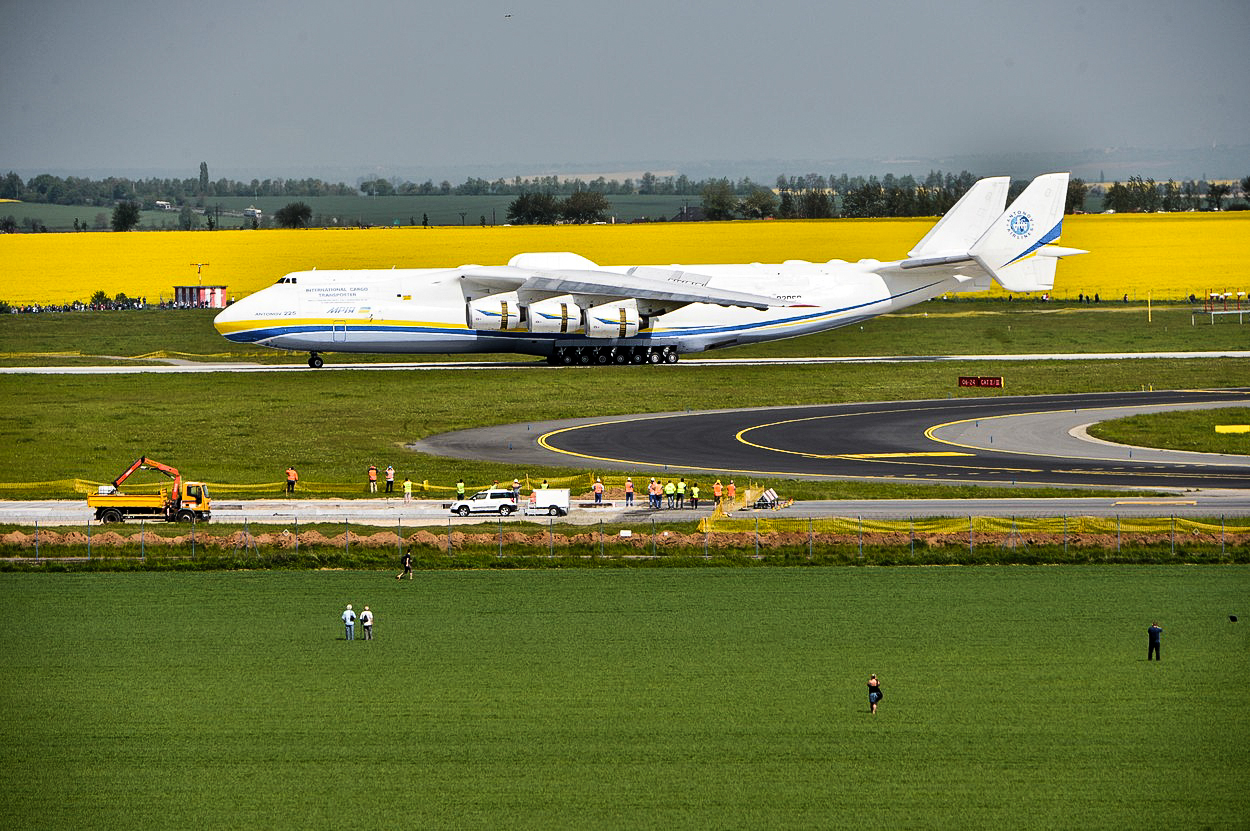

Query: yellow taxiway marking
840,452,974,459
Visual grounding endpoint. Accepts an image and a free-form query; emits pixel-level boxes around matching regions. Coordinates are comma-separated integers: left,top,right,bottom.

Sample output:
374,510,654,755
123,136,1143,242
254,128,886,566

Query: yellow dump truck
88,457,212,523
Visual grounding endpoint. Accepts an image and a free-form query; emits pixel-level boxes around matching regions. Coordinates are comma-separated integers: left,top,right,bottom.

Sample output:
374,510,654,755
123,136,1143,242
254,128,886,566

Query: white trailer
525,488,570,517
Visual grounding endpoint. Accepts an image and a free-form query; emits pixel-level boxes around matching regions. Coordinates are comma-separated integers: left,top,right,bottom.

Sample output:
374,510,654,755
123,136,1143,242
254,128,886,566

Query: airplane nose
213,295,254,339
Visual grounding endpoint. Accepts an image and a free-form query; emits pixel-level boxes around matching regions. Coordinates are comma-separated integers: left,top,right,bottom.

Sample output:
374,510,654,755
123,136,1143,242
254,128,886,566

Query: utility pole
190,263,210,285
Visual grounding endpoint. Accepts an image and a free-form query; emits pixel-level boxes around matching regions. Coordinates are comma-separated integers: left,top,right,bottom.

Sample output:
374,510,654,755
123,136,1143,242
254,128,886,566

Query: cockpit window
275,277,298,284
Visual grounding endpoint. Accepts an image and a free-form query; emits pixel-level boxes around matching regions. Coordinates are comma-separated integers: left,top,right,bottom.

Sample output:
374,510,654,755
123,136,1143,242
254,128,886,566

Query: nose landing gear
308,352,324,368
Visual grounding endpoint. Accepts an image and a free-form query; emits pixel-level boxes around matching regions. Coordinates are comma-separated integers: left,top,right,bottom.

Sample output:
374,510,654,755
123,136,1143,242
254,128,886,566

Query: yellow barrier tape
701,516,1250,535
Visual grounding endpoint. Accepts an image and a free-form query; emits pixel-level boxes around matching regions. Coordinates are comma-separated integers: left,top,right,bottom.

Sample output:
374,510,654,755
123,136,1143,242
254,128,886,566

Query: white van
525,488,570,517
450,489,518,516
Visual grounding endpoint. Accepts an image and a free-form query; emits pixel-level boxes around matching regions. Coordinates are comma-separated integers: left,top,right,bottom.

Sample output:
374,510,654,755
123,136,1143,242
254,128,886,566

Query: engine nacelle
466,292,521,331
585,299,640,339
527,296,583,334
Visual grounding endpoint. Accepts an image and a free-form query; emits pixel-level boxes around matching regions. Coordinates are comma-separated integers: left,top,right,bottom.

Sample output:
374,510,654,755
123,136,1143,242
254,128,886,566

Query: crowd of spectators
4,297,221,313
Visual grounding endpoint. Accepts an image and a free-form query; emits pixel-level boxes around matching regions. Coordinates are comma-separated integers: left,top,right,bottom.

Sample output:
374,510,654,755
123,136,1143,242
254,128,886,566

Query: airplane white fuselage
215,259,979,357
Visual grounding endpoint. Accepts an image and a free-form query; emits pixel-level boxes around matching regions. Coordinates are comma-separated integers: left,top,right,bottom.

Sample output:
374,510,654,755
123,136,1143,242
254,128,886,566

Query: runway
413,389,1250,490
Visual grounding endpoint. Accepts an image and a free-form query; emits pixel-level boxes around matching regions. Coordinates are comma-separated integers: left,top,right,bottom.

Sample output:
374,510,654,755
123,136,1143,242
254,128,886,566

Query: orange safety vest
625,481,634,493
368,467,377,481
593,481,604,494
287,468,298,482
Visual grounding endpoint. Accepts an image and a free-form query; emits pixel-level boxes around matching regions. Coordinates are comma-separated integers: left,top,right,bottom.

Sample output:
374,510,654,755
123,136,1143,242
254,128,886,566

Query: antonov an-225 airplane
214,172,1084,367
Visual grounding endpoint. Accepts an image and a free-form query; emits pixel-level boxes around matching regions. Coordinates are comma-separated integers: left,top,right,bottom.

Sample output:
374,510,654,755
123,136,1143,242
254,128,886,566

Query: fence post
398,517,403,559
87,518,91,561
345,519,350,557
599,519,604,558
808,517,813,560
447,517,452,556
191,517,196,560
498,516,503,558
1221,515,1226,557
858,516,863,558
705,522,710,559
652,518,656,557
1116,514,1120,554
755,517,759,558
1063,515,1067,556
909,517,914,557
549,516,554,558
1171,515,1175,557
295,516,299,557
35,520,39,561
969,515,973,558
141,519,145,562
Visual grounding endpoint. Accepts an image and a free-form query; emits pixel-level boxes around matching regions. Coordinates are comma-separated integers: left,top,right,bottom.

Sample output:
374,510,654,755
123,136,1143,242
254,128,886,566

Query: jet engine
585,299,640,339
527,296,584,334
466,292,521,331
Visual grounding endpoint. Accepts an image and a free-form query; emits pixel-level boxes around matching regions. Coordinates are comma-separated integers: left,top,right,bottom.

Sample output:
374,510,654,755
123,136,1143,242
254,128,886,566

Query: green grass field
1,567,1245,829
1089,408,1250,455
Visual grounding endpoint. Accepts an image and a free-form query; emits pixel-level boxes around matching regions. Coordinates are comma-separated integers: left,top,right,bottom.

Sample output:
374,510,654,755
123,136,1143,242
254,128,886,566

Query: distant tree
1206,182,1231,211
111,201,141,231
700,179,737,221
739,187,778,219
506,192,560,224
0,215,17,234
1065,177,1088,213
561,190,611,223
274,201,313,228
178,206,197,231
90,290,110,306
1240,176,1250,206
199,162,209,195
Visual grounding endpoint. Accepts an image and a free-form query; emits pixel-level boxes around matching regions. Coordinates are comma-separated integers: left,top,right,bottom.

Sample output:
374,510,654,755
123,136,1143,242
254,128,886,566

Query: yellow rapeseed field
2,212,1246,304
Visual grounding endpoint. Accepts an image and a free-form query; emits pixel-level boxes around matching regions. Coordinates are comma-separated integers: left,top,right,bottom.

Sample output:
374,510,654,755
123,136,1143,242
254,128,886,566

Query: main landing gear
547,345,678,366
308,352,324,368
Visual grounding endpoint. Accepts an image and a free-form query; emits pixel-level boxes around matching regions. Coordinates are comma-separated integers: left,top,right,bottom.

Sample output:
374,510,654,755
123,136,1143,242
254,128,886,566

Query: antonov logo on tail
214,173,1085,369
1006,211,1034,238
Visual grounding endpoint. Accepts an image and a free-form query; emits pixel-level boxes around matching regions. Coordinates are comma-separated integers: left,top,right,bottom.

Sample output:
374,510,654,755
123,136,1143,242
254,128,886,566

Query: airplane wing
459,265,782,310
518,268,781,310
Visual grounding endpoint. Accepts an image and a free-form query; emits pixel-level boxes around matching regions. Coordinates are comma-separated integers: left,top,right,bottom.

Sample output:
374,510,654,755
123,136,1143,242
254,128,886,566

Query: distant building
174,285,228,308
243,206,263,219
155,200,174,211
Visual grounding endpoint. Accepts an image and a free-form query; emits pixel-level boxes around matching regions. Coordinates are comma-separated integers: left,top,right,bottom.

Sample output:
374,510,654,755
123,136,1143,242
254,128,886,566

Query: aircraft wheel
665,350,679,364
577,351,592,365
100,509,123,524
308,353,324,368
559,350,575,366
457,506,470,517
613,350,629,364
629,349,646,365
595,350,610,365
647,350,663,365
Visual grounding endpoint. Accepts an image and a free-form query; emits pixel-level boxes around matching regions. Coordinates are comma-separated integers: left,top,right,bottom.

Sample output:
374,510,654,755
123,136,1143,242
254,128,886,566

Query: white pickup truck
524,488,570,517
450,489,518,516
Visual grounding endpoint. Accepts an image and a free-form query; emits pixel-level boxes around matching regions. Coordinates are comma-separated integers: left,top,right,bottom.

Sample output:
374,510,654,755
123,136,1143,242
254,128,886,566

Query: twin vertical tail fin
969,172,1086,292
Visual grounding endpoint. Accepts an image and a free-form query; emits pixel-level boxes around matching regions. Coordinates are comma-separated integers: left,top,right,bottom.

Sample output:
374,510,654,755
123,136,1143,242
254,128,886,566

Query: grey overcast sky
2,0,1248,178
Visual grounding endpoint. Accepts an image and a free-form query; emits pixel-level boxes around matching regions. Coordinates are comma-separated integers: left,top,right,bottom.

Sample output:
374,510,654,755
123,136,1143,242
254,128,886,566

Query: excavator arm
112,456,183,501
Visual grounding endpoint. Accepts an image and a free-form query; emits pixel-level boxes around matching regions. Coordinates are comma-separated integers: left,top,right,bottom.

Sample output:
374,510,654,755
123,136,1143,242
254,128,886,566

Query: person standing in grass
360,606,374,640
397,551,412,580
285,466,298,495
368,464,378,493
690,482,700,509
868,674,883,714
403,477,413,503
385,465,395,493
342,604,356,641
1148,622,1163,661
